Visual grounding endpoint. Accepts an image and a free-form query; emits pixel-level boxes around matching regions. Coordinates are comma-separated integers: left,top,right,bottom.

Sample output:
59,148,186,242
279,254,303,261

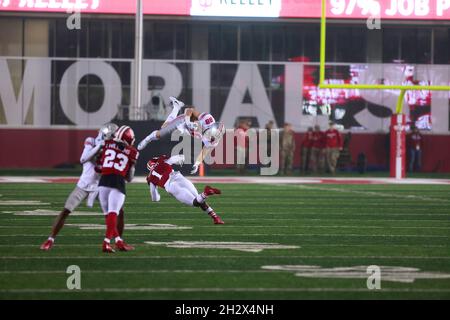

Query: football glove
191,161,201,174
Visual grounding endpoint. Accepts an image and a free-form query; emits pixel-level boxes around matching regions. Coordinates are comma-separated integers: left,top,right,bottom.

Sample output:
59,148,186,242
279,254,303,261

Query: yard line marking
0,200,50,206
1,218,450,223
1,288,450,293
0,270,273,274
1,255,449,260
144,241,300,252
3,211,450,216
0,225,448,230
13,210,101,216
0,244,448,248
284,184,450,203
262,265,450,283
1,233,448,238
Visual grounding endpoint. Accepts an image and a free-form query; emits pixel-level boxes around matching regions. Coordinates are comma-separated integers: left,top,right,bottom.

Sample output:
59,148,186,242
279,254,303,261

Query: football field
1,179,450,300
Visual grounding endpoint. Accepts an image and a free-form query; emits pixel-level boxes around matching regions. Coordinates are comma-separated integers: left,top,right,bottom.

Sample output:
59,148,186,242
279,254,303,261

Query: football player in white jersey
137,97,225,174
40,123,119,251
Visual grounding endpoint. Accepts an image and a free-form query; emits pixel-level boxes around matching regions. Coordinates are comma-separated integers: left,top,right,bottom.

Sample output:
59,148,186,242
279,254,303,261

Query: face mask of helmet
99,123,119,140
203,123,225,144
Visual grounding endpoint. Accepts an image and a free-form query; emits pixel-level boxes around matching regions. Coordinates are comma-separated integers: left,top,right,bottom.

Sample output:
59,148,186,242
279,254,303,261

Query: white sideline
1,176,450,185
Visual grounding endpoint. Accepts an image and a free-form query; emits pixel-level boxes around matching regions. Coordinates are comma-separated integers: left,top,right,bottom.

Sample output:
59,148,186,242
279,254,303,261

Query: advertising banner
0,0,449,20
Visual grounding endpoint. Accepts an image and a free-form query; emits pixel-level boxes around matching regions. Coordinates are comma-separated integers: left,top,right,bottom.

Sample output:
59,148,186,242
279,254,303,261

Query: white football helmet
99,123,119,140
202,122,225,146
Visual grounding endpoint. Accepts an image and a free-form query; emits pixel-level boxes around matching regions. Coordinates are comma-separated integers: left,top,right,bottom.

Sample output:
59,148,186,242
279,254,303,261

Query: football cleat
115,240,135,252
169,96,185,109
40,239,54,251
210,212,224,225
204,185,222,196
102,241,115,253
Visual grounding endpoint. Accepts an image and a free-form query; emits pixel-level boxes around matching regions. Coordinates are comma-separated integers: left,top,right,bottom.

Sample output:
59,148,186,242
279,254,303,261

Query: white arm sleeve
149,183,161,202
166,154,185,166
80,143,102,164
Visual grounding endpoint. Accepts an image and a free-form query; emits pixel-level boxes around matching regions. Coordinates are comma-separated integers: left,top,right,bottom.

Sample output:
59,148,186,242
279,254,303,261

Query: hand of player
95,132,104,146
178,154,185,166
95,138,105,147
191,163,200,174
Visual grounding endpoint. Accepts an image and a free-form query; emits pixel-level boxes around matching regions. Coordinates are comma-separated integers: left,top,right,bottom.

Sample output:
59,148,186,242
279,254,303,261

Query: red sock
105,212,119,240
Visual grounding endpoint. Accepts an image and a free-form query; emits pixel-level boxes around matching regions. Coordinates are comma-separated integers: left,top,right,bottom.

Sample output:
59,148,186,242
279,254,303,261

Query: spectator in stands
325,122,343,175
301,127,314,174
265,120,275,155
280,123,296,175
235,120,249,175
310,125,326,173
408,126,423,172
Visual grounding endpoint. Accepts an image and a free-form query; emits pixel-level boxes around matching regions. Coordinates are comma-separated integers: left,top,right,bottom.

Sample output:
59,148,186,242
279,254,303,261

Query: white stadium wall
0,57,449,133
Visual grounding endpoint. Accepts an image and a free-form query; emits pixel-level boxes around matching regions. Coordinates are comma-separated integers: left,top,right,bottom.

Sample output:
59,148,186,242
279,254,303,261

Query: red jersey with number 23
100,140,139,178
146,156,173,188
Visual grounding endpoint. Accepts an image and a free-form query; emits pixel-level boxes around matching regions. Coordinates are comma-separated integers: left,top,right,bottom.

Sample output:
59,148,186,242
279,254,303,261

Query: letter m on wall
0,58,51,126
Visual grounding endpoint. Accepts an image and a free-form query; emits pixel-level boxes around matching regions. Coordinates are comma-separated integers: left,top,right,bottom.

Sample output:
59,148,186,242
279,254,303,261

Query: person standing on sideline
408,127,423,172
265,120,275,156
280,123,296,175
325,122,343,175
235,120,249,175
310,125,326,173
300,127,314,174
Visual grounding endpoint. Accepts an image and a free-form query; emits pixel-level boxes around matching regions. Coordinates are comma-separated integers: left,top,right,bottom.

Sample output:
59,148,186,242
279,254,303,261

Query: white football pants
98,186,125,215
165,172,199,206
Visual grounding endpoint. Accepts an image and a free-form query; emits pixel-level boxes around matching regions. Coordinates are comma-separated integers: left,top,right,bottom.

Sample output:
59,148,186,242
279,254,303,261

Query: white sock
115,236,123,243
196,193,207,203
104,238,110,243
206,207,213,214
146,130,159,142
165,105,181,124
48,237,55,242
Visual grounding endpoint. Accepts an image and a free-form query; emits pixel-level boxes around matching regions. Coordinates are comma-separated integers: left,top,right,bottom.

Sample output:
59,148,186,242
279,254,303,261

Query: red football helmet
115,125,135,146
146,157,159,171
146,155,169,171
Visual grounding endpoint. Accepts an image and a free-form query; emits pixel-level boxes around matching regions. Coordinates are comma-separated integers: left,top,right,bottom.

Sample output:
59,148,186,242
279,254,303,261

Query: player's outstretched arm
126,165,135,182
80,139,103,164
191,146,213,174
166,154,185,166
149,183,161,202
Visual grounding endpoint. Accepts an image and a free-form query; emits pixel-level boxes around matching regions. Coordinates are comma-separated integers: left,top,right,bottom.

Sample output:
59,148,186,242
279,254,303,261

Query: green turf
0,182,449,300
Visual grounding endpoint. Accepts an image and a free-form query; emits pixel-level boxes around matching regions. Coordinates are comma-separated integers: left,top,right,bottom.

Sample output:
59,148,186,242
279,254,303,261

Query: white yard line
284,184,450,203
1,255,449,260
1,218,450,223
0,233,448,238
1,288,449,293
0,269,273,274
0,244,448,248
0,225,448,230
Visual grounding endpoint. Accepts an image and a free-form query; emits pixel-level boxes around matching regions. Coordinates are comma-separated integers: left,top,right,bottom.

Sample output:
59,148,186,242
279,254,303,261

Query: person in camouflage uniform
280,123,296,175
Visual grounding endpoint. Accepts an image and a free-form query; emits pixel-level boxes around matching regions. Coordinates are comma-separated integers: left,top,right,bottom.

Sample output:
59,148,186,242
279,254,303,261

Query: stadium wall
1,128,449,173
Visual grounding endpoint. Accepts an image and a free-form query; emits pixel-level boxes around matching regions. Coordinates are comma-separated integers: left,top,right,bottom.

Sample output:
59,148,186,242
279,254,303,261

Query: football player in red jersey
137,96,225,174
40,123,121,251
98,125,139,253
146,154,224,224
